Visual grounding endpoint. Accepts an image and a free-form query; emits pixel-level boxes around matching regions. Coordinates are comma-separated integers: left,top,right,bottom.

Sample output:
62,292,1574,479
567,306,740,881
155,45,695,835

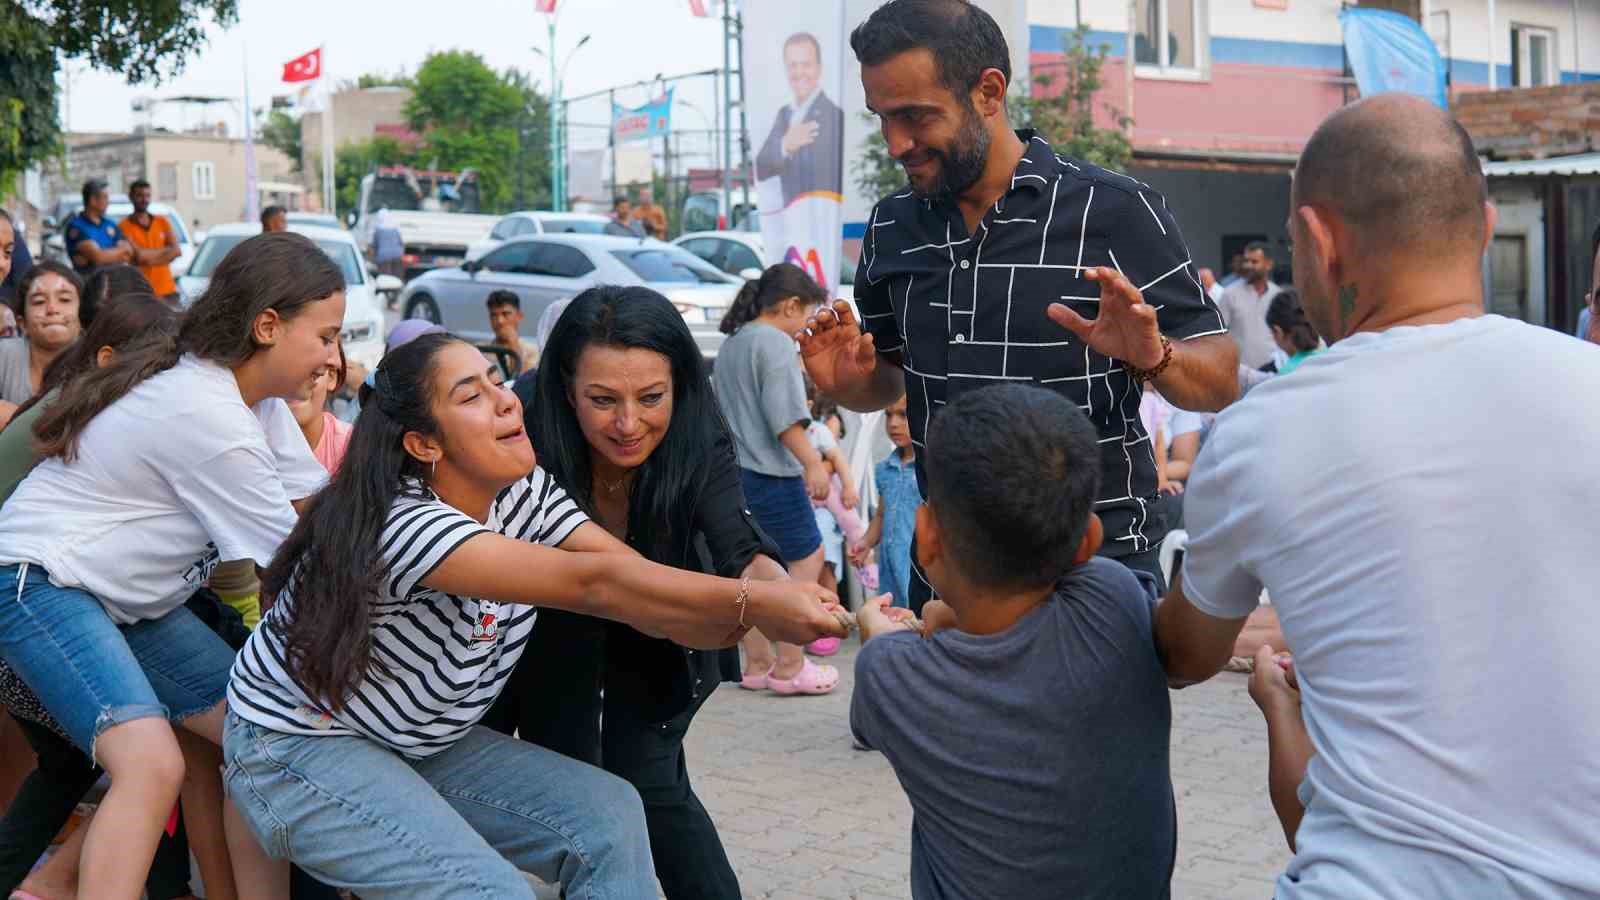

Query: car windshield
611,247,730,285
190,235,364,285
535,217,636,237
368,174,481,214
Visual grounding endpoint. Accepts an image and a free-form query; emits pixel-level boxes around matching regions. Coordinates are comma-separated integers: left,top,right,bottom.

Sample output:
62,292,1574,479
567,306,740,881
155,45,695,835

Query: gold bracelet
735,576,752,628
1126,335,1173,384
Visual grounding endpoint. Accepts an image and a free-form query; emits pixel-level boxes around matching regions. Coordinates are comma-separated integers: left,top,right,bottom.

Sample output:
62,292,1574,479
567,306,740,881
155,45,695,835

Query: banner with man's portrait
742,0,847,293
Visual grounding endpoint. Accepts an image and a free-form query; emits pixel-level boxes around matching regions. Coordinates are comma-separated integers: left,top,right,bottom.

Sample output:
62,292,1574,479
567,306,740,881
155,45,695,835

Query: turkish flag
688,0,712,16
535,0,558,12
282,47,322,83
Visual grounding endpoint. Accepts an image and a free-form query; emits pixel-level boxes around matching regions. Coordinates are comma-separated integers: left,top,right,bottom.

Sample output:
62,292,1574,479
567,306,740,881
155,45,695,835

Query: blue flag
1340,8,1448,108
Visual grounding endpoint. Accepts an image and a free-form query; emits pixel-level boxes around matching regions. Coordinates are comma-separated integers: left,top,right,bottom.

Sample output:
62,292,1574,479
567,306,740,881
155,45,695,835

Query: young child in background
853,384,1176,899
286,346,353,475
803,396,868,656
851,395,917,609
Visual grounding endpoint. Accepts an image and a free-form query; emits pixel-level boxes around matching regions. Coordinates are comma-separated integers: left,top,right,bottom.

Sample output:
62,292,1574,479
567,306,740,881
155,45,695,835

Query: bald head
1294,95,1486,254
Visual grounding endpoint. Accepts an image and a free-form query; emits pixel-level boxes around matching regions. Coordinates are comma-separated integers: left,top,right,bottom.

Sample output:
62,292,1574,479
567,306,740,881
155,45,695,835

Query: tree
1016,24,1133,172
852,112,904,200
333,136,407,217
404,50,538,211
1,0,238,189
259,109,303,173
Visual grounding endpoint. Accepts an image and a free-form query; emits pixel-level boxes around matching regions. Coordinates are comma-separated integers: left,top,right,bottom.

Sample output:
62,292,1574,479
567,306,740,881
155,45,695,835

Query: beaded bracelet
1126,335,1173,384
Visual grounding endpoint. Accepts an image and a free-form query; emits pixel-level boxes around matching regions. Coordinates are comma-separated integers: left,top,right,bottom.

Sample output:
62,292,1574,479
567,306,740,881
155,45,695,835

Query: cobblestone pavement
675,640,1291,899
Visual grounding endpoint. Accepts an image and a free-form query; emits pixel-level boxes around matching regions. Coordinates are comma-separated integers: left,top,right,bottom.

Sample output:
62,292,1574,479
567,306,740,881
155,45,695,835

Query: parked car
396,234,741,361
285,212,342,230
178,223,397,370
39,193,130,265
672,230,854,303
465,211,636,263
105,202,198,277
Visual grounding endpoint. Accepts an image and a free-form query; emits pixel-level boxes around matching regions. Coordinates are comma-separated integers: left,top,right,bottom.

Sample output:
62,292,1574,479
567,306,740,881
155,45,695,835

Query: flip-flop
768,658,840,695
806,637,841,657
739,665,774,691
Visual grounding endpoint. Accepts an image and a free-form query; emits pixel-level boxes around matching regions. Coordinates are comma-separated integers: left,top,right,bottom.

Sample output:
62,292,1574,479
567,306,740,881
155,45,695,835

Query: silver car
394,234,743,360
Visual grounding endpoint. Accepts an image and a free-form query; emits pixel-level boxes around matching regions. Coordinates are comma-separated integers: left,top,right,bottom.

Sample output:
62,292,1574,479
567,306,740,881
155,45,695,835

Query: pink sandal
739,665,773,690
806,637,841,657
767,658,840,695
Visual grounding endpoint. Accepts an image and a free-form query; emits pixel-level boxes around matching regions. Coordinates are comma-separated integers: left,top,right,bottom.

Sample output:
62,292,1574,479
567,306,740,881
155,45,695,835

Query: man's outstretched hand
798,300,879,396
1047,267,1165,370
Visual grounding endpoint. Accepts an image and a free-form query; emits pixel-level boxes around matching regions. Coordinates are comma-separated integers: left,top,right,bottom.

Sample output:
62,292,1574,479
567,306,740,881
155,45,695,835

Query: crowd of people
0,0,1597,898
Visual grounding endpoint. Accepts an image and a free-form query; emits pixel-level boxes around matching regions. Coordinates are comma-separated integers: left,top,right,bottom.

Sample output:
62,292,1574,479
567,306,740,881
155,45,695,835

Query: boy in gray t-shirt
853,384,1175,900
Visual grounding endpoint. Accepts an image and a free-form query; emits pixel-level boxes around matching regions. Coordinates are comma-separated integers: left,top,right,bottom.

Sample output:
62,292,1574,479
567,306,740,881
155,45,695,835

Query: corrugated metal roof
1482,152,1600,177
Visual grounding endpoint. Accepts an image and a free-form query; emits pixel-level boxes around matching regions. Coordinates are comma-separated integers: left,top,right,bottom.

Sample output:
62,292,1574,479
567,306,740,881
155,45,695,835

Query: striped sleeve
379,497,491,599
494,468,589,548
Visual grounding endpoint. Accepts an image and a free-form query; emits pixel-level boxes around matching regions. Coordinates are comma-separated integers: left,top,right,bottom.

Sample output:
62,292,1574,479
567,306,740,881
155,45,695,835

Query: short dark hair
260,205,286,226
129,179,151,193
925,384,1100,590
850,0,1011,98
613,195,628,208
81,179,107,206
784,32,822,63
486,289,521,311
1244,240,1272,258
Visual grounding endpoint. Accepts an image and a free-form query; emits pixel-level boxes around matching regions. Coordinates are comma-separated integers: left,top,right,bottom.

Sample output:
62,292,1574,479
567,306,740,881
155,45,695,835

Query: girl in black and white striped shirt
223,333,844,899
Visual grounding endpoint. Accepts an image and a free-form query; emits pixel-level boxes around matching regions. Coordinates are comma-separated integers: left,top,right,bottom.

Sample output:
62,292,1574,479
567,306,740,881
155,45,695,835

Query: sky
64,0,729,160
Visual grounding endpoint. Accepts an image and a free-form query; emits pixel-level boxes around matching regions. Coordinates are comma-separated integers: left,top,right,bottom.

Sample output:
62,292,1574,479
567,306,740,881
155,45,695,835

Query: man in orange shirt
120,179,181,306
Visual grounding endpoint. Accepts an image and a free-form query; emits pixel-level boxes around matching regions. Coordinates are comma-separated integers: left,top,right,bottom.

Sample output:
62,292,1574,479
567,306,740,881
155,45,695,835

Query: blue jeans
223,713,657,900
0,563,233,756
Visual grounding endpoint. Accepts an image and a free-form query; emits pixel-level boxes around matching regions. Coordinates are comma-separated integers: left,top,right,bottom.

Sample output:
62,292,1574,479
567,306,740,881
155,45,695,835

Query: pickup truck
349,167,499,281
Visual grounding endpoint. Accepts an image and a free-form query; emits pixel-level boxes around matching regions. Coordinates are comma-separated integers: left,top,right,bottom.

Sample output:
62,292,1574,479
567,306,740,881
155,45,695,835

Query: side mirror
738,267,762,281
345,210,358,228
41,216,58,232
461,259,480,274
374,274,403,294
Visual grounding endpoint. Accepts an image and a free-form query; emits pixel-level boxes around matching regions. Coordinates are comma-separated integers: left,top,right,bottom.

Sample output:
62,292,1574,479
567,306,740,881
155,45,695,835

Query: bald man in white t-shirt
1154,95,1600,898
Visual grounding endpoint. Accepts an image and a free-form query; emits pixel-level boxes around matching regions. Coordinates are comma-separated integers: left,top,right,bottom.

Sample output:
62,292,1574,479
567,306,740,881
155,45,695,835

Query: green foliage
356,70,411,90
852,112,904,200
1,0,237,190
259,109,303,173
1015,24,1133,172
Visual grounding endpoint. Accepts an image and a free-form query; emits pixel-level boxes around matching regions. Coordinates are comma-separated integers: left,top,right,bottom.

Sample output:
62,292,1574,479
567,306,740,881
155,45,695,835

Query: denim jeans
0,563,234,755
223,713,657,900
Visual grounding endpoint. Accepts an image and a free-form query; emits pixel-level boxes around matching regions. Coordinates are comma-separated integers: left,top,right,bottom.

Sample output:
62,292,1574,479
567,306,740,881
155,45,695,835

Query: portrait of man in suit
755,31,844,207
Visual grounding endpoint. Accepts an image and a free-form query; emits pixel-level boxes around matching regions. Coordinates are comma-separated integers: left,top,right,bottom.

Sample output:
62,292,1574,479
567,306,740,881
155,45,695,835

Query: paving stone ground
674,639,1291,899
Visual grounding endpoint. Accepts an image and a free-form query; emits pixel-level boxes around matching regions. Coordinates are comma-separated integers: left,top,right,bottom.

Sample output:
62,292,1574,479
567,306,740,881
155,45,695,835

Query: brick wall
1453,83,1600,160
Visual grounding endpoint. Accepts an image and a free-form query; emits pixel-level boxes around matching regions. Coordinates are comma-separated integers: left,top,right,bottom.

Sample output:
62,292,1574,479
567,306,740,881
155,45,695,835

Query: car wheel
406,294,442,324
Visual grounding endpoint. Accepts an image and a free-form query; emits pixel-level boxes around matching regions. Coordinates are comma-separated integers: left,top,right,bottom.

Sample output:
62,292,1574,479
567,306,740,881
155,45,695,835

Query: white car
106,202,198,277
178,223,399,370
673,230,855,303
465,211,636,263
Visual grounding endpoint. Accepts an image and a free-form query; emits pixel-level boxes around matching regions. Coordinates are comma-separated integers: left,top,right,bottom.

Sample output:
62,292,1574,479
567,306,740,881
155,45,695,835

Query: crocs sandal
739,665,774,691
806,637,841,657
767,658,840,695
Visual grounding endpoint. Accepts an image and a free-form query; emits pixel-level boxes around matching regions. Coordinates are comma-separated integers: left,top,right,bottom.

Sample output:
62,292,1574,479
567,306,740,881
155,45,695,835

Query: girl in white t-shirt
0,232,347,899
225,333,844,896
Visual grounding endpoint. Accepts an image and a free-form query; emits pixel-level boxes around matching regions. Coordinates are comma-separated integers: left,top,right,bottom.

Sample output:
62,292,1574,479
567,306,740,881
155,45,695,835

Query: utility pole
608,88,618,200
547,18,562,211
721,0,734,221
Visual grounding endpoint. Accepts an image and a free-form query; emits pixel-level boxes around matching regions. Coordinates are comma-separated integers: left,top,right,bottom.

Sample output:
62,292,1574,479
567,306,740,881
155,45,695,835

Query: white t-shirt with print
229,469,587,758
0,355,327,624
1182,316,1600,898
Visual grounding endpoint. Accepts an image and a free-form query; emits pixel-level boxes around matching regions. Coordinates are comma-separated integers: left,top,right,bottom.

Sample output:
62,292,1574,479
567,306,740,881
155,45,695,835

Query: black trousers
485,610,742,900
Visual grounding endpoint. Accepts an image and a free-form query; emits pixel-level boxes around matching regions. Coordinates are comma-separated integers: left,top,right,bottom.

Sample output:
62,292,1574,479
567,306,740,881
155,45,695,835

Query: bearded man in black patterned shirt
801,0,1238,607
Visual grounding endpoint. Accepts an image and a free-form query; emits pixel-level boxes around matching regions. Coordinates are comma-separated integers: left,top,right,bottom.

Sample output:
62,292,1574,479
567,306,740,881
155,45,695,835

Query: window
191,162,216,200
1135,0,1200,73
678,238,718,264
513,217,539,237
612,248,730,285
157,164,178,202
482,242,533,274
490,217,519,240
1512,26,1557,88
529,244,596,279
723,241,763,275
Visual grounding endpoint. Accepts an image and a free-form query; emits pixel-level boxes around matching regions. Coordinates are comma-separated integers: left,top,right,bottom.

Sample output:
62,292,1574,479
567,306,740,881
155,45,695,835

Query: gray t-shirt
851,557,1175,900
0,339,32,406
711,322,810,477
1216,279,1282,370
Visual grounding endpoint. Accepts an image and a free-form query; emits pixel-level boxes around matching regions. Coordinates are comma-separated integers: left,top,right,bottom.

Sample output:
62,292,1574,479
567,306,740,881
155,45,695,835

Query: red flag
282,47,322,83
535,0,558,12
688,0,712,16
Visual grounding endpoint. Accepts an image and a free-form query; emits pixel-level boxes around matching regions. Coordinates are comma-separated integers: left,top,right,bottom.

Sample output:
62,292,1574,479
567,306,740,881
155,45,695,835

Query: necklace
598,471,632,495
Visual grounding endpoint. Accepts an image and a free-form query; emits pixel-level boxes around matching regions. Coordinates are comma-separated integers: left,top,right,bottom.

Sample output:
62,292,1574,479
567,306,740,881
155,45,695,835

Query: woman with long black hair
223,331,844,898
485,285,799,898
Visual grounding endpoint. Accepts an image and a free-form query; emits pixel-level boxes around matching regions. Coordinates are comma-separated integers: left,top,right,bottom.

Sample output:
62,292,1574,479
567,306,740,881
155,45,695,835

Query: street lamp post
535,29,590,212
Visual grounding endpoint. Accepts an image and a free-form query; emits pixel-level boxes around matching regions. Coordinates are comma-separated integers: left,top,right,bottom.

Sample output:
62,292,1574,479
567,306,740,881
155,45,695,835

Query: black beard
908,104,992,203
